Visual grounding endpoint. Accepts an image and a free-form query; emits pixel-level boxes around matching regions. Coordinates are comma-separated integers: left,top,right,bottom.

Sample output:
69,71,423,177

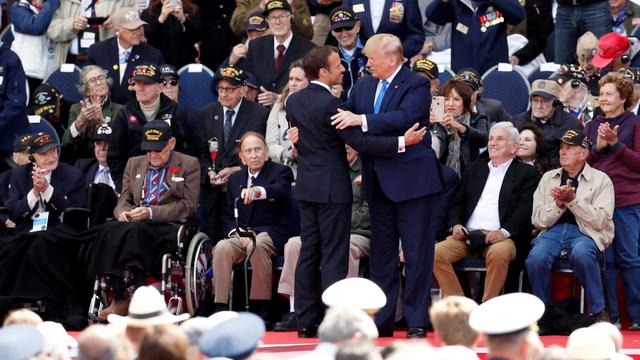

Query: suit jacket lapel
108,38,121,85
161,153,183,202
364,76,378,113
132,157,147,206
379,0,394,32
379,67,407,113
123,45,142,85
265,36,276,74
88,162,99,186
498,161,517,222
362,0,374,38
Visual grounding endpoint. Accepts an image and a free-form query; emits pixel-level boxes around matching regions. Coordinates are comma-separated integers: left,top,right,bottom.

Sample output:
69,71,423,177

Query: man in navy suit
6,132,86,233
330,34,442,338
287,45,427,338
87,7,163,105
342,0,424,58
211,132,294,322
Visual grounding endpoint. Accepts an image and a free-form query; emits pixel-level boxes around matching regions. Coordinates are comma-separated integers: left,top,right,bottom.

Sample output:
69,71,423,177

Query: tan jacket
532,163,615,251
47,0,135,69
266,98,297,177
114,150,200,223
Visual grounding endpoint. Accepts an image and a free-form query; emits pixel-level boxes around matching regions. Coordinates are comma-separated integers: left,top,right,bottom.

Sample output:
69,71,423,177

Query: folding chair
177,64,216,110
44,64,83,103
481,63,531,115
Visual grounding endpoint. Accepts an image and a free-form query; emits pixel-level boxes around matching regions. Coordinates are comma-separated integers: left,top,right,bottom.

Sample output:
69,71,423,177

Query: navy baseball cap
412,59,439,80
263,0,291,17
95,123,113,142
131,63,162,84
215,66,248,86
29,132,59,154
159,64,180,79
14,134,33,152
140,120,173,151
246,11,268,32
330,6,358,30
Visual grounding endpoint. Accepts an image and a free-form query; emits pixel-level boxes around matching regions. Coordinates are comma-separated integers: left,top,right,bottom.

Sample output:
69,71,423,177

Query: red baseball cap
592,32,630,68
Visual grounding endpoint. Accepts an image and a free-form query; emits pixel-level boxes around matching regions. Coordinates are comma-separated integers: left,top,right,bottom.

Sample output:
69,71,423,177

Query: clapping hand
31,165,49,196
404,123,427,146
551,179,576,207
597,122,619,150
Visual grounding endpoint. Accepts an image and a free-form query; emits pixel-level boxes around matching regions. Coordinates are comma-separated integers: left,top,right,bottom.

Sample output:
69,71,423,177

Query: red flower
171,166,179,174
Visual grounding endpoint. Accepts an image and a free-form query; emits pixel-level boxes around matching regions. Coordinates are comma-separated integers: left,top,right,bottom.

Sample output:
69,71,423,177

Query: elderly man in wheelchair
87,120,203,320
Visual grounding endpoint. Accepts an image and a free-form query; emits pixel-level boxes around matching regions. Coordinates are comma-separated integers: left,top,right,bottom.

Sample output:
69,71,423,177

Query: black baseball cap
29,83,61,117
246,72,259,89
131,63,162,84
14,134,32,153
29,132,59,154
330,6,358,31
215,66,248,86
455,68,483,90
247,11,268,32
159,64,180,80
263,0,291,17
141,120,173,151
560,129,591,149
412,59,439,80
95,124,113,142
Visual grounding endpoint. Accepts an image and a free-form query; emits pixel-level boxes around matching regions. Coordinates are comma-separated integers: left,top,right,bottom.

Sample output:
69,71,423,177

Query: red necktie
275,44,286,72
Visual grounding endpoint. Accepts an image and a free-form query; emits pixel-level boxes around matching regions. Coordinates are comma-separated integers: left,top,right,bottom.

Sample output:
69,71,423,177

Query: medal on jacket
479,7,504,32
389,0,404,24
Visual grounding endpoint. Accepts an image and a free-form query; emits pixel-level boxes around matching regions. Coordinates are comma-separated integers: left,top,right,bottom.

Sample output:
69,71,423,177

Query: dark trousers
369,174,437,330
294,201,351,329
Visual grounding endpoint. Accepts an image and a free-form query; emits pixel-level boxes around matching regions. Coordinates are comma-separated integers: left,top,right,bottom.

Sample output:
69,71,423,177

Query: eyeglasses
163,79,178,87
267,14,291,22
87,74,107,86
216,85,241,93
333,25,354,33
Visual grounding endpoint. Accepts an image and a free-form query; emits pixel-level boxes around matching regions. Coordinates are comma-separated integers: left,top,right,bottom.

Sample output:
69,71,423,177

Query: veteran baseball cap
530,79,561,100
246,11,268,32
576,31,599,61
29,83,61,117
593,32,630,68
140,120,173,151
111,7,147,30
215,66,248,86
412,59,439,80
263,0,292,17
560,129,591,149
131,63,162,84
159,64,180,80
28,132,59,154
14,134,32,153
455,68,482,90
94,124,113,142
330,6,358,31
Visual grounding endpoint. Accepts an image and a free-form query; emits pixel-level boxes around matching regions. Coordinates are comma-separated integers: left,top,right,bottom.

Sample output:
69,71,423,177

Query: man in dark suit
287,45,427,338
211,132,294,322
196,66,269,240
342,0,425,58
227,0,315,107
330,34,442,338
6,132,86,233
87,7,163,105
434,122,540,302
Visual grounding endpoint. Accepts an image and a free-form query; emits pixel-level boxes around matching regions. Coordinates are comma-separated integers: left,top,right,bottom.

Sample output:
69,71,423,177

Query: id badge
31,211,49,232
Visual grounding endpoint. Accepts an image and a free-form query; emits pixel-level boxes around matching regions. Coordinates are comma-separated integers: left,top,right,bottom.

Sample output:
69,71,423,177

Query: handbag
10,23,52,79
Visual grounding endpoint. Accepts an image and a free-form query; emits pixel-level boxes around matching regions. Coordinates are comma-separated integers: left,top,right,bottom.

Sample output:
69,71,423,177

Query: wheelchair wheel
185,232,214,315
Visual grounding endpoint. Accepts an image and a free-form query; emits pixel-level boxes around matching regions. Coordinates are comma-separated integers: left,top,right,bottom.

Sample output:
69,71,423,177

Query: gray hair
77,65,113,95
490,121,520,144
78,325,119,360
318,306,378,344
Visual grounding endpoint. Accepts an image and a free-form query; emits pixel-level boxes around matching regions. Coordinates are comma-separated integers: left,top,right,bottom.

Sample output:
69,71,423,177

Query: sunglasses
163,79,178,86
334,25,354,33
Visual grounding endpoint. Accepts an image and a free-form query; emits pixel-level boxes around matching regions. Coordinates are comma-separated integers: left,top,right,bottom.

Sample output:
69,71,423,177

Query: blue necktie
224,109,235,143
374,80,389,114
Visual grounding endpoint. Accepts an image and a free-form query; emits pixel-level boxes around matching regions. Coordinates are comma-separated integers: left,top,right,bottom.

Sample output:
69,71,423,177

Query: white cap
469,293,545,335
321,278,386,314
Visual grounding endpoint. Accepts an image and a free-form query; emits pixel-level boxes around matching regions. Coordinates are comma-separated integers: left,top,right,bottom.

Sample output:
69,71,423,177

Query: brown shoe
98,300,130,321
590,311,611,324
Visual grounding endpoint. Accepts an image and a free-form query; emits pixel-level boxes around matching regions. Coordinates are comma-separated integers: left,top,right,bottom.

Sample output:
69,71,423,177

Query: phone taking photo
432,96,445,123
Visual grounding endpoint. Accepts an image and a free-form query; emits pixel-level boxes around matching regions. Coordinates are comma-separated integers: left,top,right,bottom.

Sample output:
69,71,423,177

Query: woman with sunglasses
61,65,123,162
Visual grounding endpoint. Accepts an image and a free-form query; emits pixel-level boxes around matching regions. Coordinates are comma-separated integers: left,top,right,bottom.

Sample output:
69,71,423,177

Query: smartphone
87,16,108,25
432,96,445,122
168,0,178,6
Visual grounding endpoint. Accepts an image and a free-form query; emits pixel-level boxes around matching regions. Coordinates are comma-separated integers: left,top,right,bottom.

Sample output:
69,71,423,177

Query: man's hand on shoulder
331,109,363,129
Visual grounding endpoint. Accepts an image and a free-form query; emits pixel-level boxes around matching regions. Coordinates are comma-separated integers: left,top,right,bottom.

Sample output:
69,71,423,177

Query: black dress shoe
377,326,394,337
407,327,427,339
298,327,317,338
273,312,298,331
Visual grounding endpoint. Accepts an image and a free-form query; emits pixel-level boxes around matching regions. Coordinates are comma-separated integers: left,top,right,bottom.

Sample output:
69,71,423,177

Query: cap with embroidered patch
412,59,439,80
330,6,358,31
576,31,599,62
454,68,482,90
263,0,292,17
111,7,147,30
159,64,179,80
14,134,32,153
140,120,173,152
530,79,560,100
131,63,162,84
94,124,113,142
246,11,268,32
215,66,248,86
29,83,61,117
28,132,59,154
560,129,591,149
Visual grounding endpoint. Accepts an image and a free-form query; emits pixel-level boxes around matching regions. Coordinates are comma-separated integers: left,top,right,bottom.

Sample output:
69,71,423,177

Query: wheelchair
87,221,214,321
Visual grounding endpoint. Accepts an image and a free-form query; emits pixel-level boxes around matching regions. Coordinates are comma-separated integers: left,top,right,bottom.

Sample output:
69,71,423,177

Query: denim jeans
604,204,640,322
526,223,605,313
554,1,612,64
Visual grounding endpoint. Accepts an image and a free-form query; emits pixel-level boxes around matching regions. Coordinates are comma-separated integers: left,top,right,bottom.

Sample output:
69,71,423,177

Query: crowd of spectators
3,0,640,353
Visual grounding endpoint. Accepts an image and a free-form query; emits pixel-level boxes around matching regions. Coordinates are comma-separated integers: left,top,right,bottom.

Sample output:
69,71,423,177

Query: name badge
456,22,469,35
352,3,365,12
31,211,49,232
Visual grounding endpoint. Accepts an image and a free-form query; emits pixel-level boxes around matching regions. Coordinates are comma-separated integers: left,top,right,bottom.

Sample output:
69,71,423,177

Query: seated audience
328,6,366,101
526,130,614,323
0,36,29,160
141,0,202,69
433,122,539,301
6,132,86,232
553,65,597,123
139,324,189,360
592,32,640,70
517,124,550,174
412,59,441,96
273,144,370,332
454,69,511,127
0,135,32,227
159,64,180,102
61,65,123,163
28,83,64,137
244,11,270,43
266,60,308,178
511,79,583,166
245,72,260,102
575,31,602,97
211,132,294,322
87,7,163,105
108,63,192,184
584,72,640,329
78,324,131,360
430,79,488,176
88,120,200,319
429,296,479,349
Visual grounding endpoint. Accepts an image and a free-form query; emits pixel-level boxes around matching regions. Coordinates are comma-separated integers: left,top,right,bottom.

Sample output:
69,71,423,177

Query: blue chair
437,67,455,85
178,64,216,110
481,64,531,115
528,63,561,83
44,64,83,103
28,115,60,144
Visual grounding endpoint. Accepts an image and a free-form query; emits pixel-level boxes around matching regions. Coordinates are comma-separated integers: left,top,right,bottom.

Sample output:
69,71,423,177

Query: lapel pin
113,64,119,70
394,85,398,89
214,115,219,120
136,174,141,179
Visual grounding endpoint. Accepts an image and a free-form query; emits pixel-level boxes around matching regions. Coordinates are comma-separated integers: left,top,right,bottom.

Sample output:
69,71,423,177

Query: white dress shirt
117,39,132,84
465,159,513,233
370,0,385,33
223,99,244,129
247,168,267,200
93,164,116,190
273,31,293,59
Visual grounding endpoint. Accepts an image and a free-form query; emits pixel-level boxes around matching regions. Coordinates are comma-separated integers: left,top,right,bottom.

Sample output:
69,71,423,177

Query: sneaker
273,312,297,332
590,311,611,324
611,317,622,330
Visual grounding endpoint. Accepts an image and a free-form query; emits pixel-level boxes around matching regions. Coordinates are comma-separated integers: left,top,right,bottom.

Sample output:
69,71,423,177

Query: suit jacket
287,82,399,204
242,34,315,92
87,37,163,105
114,151,200,223
477,97,511,126
6,162,86,232
195,99,269,180
74,158,122,193
347,66,442,202
223,160,295,254
448,158,540,252
343,0,425,58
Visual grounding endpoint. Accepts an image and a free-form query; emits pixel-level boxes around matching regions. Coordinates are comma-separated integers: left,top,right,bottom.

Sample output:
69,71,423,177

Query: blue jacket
343,0,425,58
426,0,526,73
11,0,59,36
0,42,29,157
